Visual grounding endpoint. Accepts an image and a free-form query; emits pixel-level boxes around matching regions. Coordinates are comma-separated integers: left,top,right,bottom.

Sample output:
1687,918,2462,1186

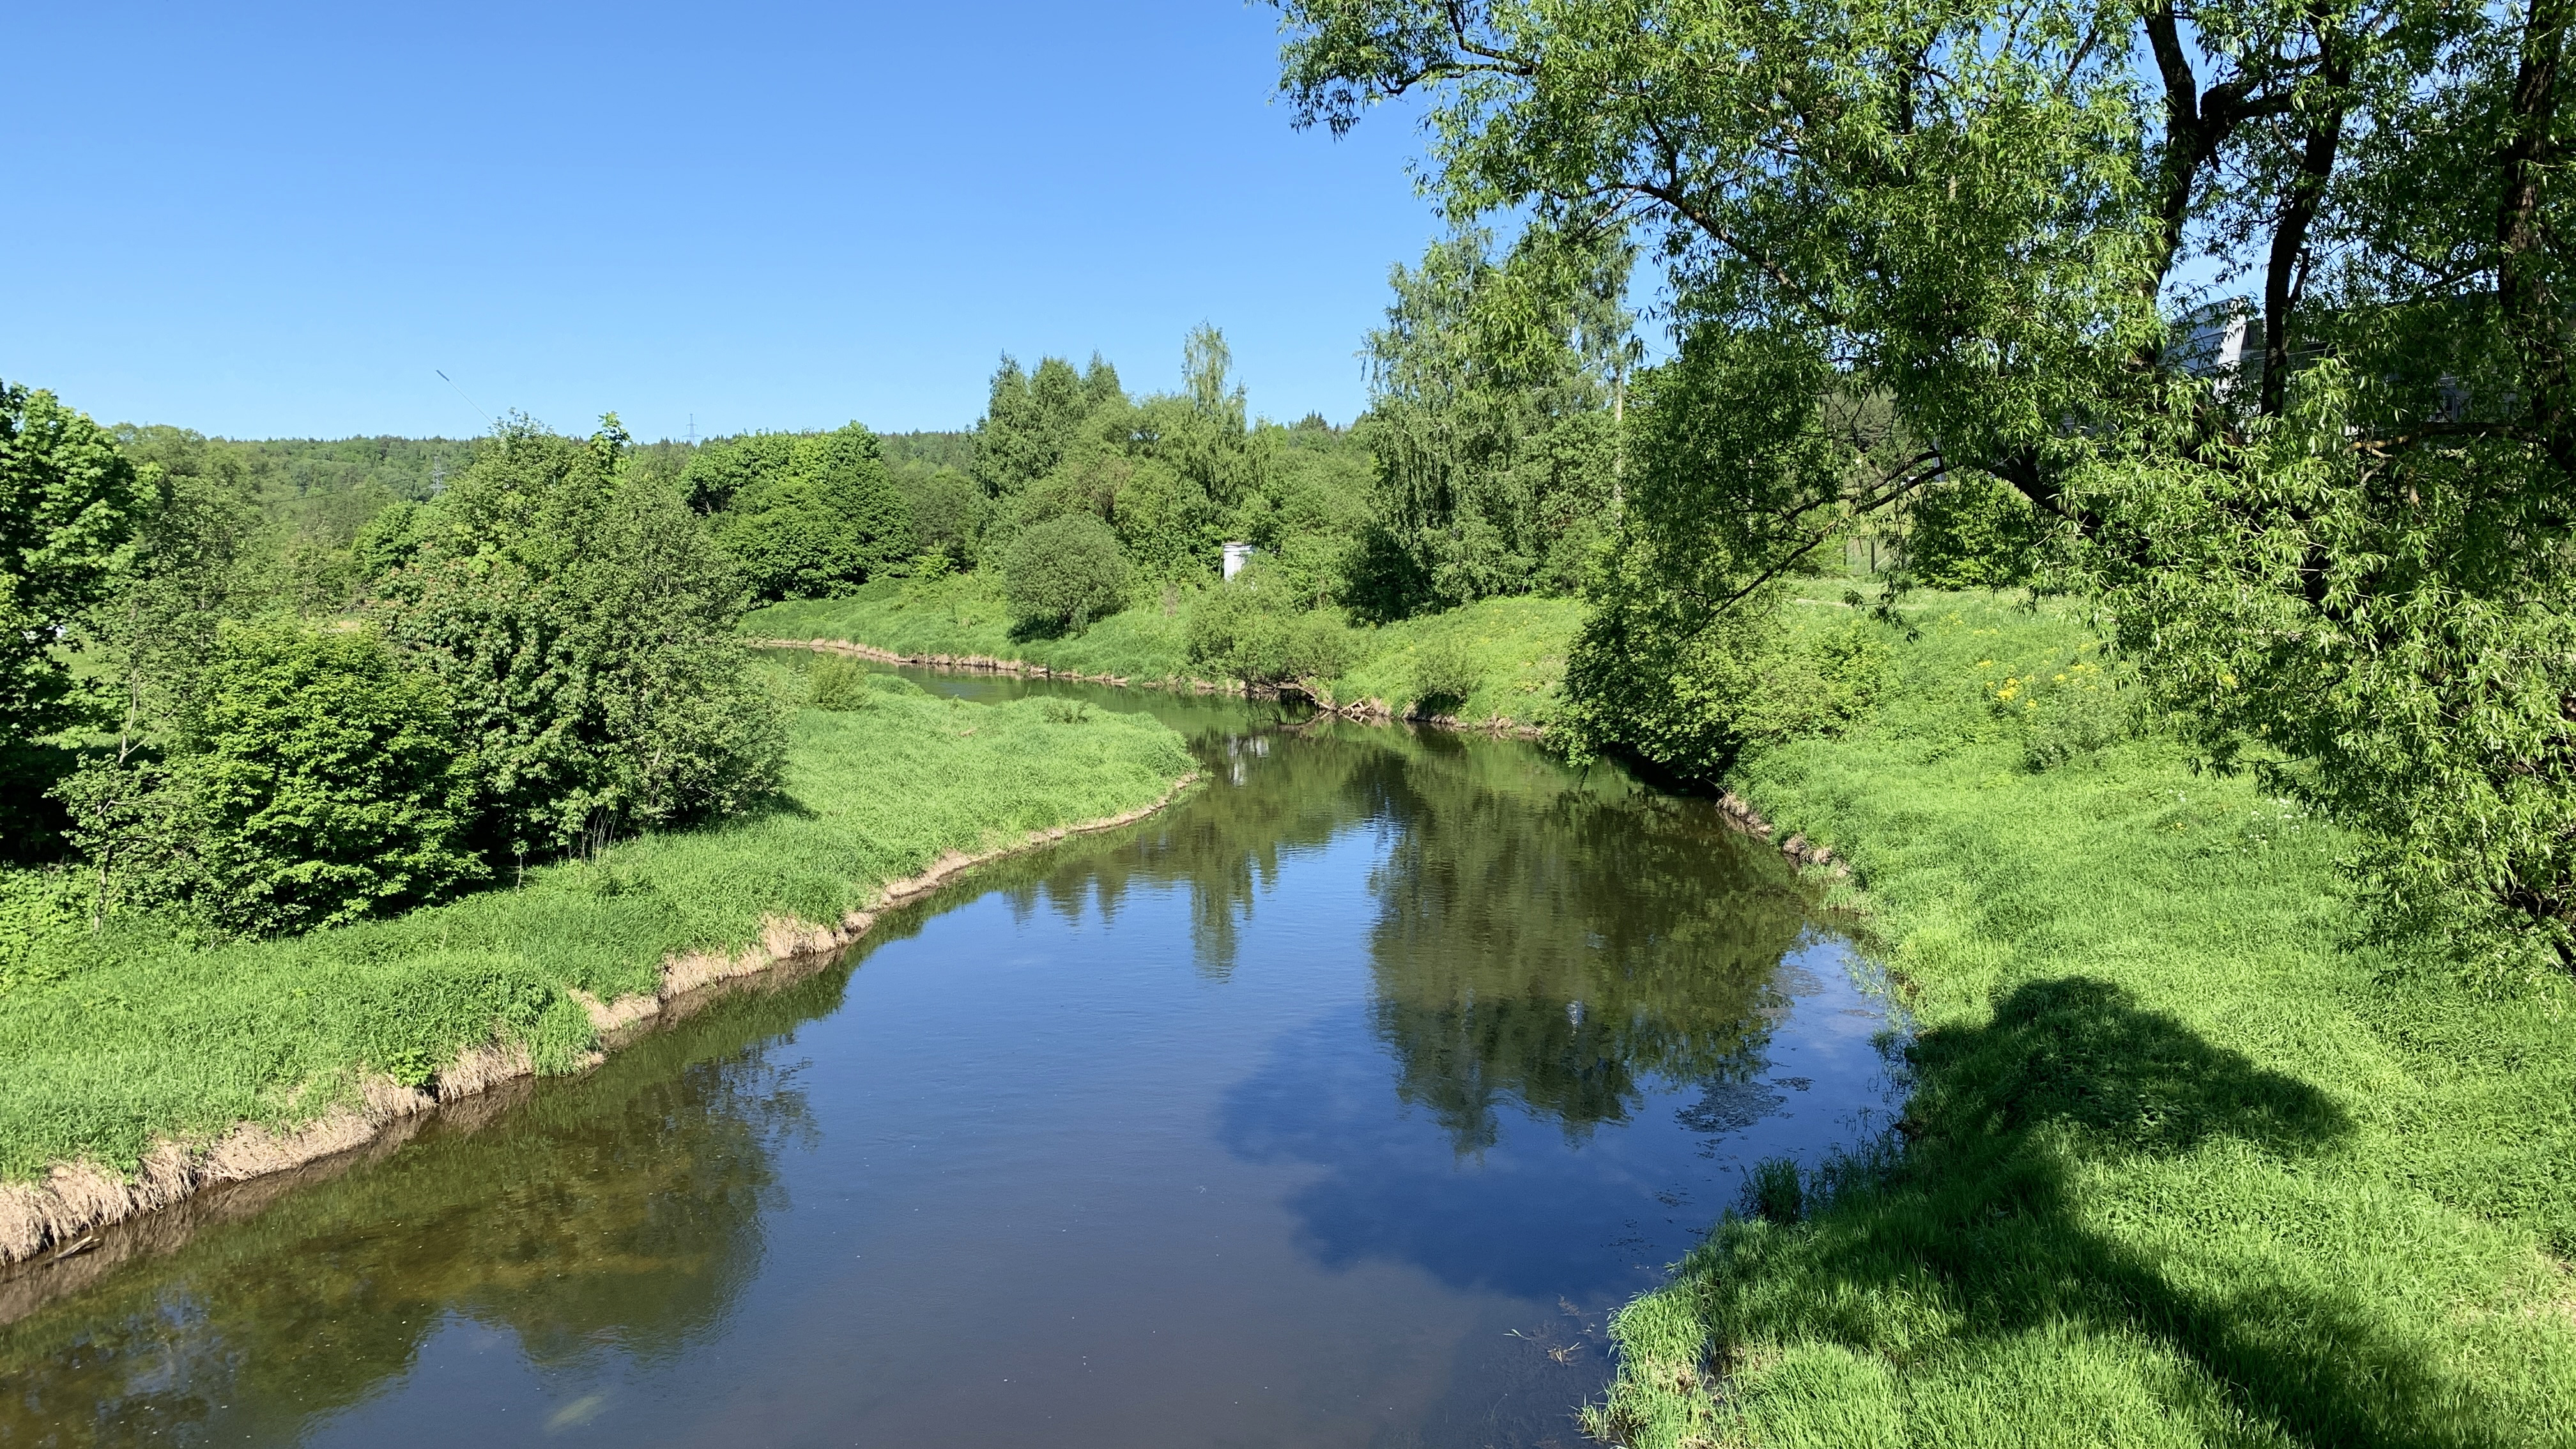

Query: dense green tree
693,424,916,600
894,466,989,566
50,427,277,875
1357,229,1630,617
381,416,783,861
0,383,142,744
973,355,1094,499
1002,513,1132,636
157,620,481,934
1278,0,2576,963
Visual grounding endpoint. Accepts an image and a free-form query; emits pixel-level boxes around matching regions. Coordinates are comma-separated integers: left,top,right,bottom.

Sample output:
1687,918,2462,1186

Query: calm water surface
0,676,1899,1448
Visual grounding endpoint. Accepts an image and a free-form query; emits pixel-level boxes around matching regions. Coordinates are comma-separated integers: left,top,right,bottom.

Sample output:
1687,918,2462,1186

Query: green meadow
1589,588,2576,1448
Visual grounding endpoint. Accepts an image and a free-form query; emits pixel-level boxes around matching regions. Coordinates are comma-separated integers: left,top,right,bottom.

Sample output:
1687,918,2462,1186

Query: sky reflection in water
0,682,1899,1448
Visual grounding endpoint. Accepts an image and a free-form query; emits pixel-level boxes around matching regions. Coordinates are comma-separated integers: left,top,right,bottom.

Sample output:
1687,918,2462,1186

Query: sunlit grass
1330,595,1584,728
1590,585,2576,1446
747,574,1194,681
750,577,1586,730
0,682,1194,1182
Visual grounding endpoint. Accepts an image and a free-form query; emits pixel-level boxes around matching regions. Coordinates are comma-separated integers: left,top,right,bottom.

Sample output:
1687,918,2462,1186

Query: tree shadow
1672,976,2527,1449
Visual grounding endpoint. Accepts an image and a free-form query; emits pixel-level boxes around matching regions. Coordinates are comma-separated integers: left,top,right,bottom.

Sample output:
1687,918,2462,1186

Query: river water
0,675,1899,1448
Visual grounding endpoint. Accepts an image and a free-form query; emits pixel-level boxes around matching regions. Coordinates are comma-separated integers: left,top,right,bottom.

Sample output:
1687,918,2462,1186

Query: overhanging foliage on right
1278,0,2576,964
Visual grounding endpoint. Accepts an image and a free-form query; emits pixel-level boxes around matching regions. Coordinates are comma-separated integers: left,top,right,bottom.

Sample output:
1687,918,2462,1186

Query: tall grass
0,678,1195,1183
1590,586,2576,1446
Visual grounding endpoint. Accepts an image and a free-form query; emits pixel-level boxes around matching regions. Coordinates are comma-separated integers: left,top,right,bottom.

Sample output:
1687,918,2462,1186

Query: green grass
1327,595,1584,728
747,574,1195,681
0,678,1195,1184
1591,586,2576,1448
748,574,1586,730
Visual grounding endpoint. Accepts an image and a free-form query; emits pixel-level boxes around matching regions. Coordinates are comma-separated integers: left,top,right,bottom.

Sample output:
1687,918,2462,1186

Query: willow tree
1279,0,2576,965
1358,226,1635,615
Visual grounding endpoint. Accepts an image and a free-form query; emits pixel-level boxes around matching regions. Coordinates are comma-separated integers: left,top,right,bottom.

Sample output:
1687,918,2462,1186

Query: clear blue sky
5,2,1438,441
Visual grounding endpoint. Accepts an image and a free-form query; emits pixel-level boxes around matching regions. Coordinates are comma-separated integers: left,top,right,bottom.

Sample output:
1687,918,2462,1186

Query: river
0,673,1900,1448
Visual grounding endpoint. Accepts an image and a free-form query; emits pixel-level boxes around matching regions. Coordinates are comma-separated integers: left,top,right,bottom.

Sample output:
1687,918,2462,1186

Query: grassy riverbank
0,678,1194,1191
750,574,1195,682
747,576,1584,729
1591,588,2576,1446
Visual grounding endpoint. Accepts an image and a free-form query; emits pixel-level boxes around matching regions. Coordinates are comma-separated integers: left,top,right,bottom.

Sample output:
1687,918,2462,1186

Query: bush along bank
1584,588,2576,1447
0,675,1196,1265
747,576,1586,733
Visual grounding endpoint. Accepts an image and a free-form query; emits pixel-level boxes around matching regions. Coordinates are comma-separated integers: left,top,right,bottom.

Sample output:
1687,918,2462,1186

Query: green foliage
1002,514,1132,636
1903,473,2040,589
111,426,452,618
1408,633,1482,712
1273,0,2576,962
0,869,82,999
1355,229,1630,618
0,687,1194,1184
80,425,273,761
1559,552,1887,779
1975,643,2138,771
967,330,1379,595
1585,590,2576,1446
379,416,785,860
974,355,1103,500
0,382,142,742
687,424,916,601
893,465,987,567
351,496,425,580
155,620,481,935
1184,565,1354,686
804,655,873,711
878,429,977,476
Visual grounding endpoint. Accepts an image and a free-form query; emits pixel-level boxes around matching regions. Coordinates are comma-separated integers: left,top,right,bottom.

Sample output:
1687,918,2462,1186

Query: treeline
3,392,778,939
778,283,1648,691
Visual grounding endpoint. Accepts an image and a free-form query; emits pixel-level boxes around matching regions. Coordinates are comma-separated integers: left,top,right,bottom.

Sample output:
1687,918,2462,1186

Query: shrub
1186,568,1354,686
157,619,483,935
1409,635,1483,712
1003,514,1131,636
0,868,84,996
1906,473,2041,588
1560,559,1889,780
806,656,874,711
378,420,786,860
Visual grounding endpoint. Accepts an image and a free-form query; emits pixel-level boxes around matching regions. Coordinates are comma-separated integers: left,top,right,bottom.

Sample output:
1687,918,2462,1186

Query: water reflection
0,673,1891,1448
974,709,1817,1155
0,974,829,1447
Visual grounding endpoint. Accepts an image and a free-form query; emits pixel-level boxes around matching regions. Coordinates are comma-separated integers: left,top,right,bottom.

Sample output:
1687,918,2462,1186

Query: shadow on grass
1657,976,2522,1448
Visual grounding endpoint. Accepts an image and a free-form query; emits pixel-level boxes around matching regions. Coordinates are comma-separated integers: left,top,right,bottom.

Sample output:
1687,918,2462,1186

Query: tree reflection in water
0,694,1841,1448
979,714,1818,1154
